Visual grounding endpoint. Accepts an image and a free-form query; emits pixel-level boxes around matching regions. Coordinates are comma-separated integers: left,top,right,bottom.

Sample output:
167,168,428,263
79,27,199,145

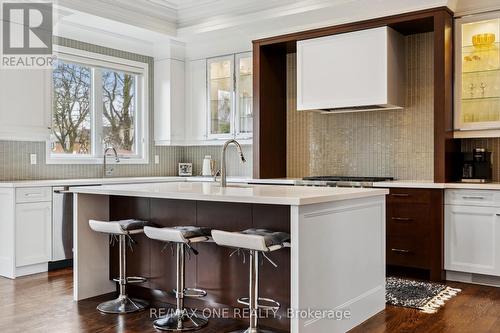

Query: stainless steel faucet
103,147,120,177
220,139,246,187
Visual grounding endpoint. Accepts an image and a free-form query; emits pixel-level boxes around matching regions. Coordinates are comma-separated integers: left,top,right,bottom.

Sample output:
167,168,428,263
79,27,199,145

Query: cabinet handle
24,193,41,197
391,194,410,197
391,217,413,222
391,248,410,254
462,196,485,200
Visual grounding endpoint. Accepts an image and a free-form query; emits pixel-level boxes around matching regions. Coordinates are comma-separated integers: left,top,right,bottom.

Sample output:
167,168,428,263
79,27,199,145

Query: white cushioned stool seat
144,226,212,244
212,228,290,252
89,219,152,235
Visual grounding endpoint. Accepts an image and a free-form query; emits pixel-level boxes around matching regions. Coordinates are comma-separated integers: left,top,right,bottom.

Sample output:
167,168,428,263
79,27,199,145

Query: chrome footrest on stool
237,297,280,311
112,276,147,284
173,288,207,298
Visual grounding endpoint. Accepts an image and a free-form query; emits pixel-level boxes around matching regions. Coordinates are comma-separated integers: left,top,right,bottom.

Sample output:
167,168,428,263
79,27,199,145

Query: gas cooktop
299,176,394,187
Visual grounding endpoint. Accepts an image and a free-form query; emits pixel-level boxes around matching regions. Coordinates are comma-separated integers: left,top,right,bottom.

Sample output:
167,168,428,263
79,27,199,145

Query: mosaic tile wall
287,32,435,180
461,138,500,182
0,37,252,181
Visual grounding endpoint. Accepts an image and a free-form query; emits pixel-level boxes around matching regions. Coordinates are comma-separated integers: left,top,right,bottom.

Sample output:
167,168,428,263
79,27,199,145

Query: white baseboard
446,270,500,287
15,263,48,278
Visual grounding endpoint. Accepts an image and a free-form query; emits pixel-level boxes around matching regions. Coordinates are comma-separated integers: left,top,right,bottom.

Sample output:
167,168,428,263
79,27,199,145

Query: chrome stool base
153,309,208,331
97,295,148,314
229,329,278,333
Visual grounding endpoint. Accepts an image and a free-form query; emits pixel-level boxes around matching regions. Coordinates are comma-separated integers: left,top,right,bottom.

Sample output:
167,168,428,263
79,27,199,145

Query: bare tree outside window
50,55,145,162
51,61,91,154
102,70,136,155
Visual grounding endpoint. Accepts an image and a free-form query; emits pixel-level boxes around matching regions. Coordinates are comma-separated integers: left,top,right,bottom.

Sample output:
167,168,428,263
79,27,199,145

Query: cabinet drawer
387,235,430,269
16,187,52,203
387,188,432,204
387,204,430,236
445,189,500,207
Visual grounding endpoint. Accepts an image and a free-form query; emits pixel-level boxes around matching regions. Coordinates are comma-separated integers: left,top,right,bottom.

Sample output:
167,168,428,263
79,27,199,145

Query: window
48,47,148,164
207,52,252,139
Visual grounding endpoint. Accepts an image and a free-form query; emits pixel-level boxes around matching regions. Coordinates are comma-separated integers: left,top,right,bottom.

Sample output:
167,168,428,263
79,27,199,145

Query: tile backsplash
287,32,435,180
0,141,251,180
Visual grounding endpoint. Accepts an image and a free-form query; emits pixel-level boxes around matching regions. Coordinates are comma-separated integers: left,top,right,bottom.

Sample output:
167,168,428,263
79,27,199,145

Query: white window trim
46,46,149,165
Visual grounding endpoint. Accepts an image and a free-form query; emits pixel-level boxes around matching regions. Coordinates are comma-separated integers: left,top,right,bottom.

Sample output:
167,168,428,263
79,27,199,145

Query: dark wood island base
109,196,291,331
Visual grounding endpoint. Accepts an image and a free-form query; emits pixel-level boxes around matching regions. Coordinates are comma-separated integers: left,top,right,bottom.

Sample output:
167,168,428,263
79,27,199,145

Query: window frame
46,46,149,165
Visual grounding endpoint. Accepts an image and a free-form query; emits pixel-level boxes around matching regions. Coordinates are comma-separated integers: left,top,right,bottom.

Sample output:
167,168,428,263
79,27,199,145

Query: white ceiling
53,0,500,59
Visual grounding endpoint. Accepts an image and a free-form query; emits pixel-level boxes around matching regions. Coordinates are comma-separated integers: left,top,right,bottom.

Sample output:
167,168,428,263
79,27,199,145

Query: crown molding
57,0,177,36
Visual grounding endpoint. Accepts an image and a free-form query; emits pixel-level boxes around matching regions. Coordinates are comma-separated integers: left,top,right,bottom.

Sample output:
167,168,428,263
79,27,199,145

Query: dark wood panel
109,197,291,331
387,188,433,204
387,235,431,269
385,188,444,281
109,196,151,289
253,7,451,45
433,10,459,183
149,198,197,294
387,203,431,236
252,43,288,179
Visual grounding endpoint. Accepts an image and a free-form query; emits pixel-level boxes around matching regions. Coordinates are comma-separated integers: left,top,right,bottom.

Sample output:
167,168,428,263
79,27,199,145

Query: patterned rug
386,277,461,313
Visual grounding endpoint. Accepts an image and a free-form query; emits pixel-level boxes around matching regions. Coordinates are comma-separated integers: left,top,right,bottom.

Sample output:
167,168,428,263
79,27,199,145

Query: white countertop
70,182,389,206
373,180,500,190
0,176,188,188
2,176,500,191
0,176,299,188
373,180,446,189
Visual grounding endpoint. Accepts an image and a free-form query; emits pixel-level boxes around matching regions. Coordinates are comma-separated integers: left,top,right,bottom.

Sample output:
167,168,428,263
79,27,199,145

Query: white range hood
296,26,405,113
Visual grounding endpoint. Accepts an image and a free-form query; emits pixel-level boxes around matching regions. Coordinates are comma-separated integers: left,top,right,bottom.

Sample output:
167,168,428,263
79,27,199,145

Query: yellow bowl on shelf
472,33,496,46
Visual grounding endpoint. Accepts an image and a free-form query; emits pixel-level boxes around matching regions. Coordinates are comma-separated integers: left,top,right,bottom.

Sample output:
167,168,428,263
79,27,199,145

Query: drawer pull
462,196,485,200
24,193,41,197
391,217,413,222
391,194,410,197
391,248,410,254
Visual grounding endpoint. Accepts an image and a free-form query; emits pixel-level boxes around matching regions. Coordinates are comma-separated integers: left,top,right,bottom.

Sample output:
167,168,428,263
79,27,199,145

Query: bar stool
88,219,153,314
144,225,212,331
211,228,291,333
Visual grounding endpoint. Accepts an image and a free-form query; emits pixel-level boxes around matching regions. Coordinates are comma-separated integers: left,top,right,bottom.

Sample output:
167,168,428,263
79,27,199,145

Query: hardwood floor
0,269,499,332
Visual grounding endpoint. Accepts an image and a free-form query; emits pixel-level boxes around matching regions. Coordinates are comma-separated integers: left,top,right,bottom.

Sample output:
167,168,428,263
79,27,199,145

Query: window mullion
93,68,103,157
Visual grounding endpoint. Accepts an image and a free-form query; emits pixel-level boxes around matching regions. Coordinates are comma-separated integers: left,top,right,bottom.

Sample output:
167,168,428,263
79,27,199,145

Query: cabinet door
184,59,208,144
15,202,52,267
207,55,234,139
445,204,500,275
0,68,51,141
235,52,253,139
455,13,500,132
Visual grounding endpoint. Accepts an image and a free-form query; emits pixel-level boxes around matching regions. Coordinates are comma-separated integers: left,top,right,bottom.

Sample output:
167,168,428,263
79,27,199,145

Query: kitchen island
71,182,388,333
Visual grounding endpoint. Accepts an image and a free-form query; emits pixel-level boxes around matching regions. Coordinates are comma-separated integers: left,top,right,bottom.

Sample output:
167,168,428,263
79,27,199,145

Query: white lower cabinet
445,189,500,276
0,187,52,278
15,202,52,267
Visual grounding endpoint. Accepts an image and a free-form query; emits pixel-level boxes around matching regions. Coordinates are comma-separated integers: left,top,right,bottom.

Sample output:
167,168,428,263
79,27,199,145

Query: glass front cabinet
455,13,500,136
207,52,253,140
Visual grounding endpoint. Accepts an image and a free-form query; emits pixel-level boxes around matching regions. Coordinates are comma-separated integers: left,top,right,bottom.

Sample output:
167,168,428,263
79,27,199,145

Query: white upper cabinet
154,58,186,145
183,52,252,145
454,12,500,138
184,59,208,144
0,68,51,141
296,26,404,112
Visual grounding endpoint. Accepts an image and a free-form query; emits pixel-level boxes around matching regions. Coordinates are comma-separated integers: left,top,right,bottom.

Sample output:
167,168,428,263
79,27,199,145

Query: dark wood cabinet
386,188,444,281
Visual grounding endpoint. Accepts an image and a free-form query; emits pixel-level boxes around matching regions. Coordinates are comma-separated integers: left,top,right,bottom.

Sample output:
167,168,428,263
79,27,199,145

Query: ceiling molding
57,0,177,36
